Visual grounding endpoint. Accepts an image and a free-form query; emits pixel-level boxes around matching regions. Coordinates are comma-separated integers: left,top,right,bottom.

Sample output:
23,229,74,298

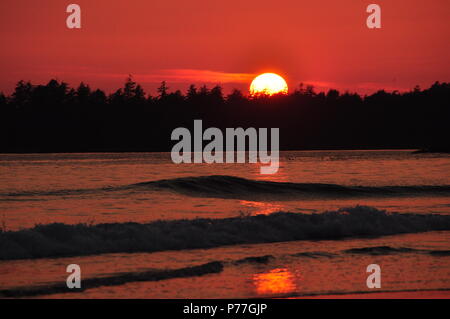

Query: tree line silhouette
0,76,449,152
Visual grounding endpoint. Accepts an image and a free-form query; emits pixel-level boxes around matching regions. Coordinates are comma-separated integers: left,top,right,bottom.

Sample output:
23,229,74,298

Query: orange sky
0,0,449,95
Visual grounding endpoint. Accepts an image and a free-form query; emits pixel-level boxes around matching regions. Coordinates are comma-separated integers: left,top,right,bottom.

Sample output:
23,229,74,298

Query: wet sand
293,290,450,299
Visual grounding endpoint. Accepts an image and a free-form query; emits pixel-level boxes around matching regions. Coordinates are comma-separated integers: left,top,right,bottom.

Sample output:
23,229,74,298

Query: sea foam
2,206,450,261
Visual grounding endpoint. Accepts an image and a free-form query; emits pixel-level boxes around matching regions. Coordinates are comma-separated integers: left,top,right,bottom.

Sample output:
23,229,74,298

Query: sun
250,73,288,96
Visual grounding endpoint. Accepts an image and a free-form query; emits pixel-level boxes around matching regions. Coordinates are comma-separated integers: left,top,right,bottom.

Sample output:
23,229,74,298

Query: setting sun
250,73,288,96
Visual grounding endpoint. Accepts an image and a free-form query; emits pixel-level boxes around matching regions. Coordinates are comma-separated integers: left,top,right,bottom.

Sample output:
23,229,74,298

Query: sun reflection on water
253,268,297,296
240,200,284,215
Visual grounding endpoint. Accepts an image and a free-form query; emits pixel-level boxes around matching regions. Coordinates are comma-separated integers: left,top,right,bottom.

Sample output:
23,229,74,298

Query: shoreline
0,148,423,155
290,289,450,299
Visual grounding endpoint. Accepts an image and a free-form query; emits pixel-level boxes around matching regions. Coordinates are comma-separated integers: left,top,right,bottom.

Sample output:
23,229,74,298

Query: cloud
22,66,255,84
135,69,256,84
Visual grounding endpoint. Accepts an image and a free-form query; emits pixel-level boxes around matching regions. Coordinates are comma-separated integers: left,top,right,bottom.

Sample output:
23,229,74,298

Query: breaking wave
291,251,336,258
0,261,223,298
344,246,450,256
428,250,450,256
2,175,450,201
135,175,450,200
2,206,450,261
344,246,420,255
234,255,274,265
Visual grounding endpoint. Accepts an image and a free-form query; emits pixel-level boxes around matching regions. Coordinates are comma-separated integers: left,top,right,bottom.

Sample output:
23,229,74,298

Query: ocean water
0,150,450,298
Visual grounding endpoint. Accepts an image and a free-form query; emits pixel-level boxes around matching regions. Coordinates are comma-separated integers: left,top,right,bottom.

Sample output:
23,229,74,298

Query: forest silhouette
0,77,448,153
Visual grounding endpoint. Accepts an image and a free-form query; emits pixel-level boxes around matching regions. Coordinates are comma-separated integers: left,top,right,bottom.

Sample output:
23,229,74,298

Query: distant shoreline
0,148,426,155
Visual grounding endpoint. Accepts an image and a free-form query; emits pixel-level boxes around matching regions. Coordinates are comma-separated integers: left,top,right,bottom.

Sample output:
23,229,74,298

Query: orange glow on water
253,268,297,296
240,200,284,215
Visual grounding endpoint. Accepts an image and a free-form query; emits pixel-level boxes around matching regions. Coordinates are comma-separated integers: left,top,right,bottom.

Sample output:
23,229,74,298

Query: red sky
0,0,449,95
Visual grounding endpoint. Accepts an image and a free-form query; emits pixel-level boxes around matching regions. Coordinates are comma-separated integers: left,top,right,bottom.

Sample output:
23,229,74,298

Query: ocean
0,150,450,298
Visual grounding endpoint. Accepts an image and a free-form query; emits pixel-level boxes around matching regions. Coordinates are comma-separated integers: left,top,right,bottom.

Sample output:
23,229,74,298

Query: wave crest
2,205,450,261
3,175,450,201
136,175,450,200
344,246,419,255
0,261,223,298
